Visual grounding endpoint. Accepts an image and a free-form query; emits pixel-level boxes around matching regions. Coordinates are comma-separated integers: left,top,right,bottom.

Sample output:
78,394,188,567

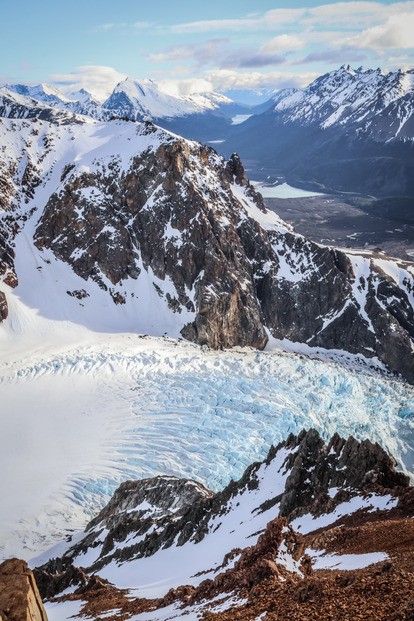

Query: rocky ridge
33,429,414,620
34,429,411,584
0,116,413,383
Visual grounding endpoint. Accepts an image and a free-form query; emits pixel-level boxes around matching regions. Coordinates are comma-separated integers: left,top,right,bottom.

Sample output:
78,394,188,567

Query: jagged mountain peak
271,64,414,121
4,82,71,102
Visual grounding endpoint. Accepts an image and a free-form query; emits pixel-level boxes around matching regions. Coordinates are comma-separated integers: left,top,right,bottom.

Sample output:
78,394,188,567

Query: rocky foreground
21,429,413,620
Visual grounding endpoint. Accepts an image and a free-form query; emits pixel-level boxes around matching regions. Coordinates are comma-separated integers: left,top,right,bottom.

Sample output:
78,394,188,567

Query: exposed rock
87,475,214,532
0,291,8,321
275,429,410,519
33,561,89,600
0,558,48,621
186,518,306,604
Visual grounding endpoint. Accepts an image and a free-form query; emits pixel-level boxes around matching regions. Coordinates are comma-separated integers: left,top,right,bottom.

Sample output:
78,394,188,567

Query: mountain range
1,64,414,621
1,65,413,197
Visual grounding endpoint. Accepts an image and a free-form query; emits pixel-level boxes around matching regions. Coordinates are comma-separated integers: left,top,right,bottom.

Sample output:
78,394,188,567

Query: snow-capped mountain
0,87,85,124
32,429,413,620
269,65,414,138
2,79,252,143
225,65,414,196
103,77,234,119
3,65,414,195
0,115,413,383
3,82,103,120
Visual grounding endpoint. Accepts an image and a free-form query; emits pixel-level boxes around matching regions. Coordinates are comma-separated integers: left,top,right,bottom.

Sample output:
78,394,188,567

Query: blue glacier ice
1,338,413,560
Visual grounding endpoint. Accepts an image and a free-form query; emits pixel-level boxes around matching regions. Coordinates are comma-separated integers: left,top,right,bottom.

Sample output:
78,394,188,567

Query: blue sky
1,0,413,100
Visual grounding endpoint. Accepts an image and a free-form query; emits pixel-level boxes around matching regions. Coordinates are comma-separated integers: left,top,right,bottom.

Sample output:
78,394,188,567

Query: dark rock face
35,429,411,592
87,475,214,532
33,561,89,601
0,200,19,324
0,558,48,621
275,429,410,519
0,291,8,320
33,132,273,350
27,123,414,382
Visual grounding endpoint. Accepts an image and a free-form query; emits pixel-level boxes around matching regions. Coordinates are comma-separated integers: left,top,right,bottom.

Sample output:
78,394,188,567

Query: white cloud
157,77,215,96
169,9,306,34
344,12,414,50
148,39,287,70
133,21,154,29
305,1,414,27
95,21,153,32
204,68,318,92
49,66,128,101
168,3,414,34
149,69,318,97
261,35,305,54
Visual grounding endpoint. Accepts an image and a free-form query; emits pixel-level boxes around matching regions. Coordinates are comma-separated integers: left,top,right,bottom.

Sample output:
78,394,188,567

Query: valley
264,194,414,261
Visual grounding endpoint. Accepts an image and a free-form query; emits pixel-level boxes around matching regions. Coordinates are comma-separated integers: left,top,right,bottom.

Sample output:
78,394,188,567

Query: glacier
0,332,413,563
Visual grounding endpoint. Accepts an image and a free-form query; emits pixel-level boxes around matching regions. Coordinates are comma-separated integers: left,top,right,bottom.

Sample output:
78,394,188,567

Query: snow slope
3,79,235,123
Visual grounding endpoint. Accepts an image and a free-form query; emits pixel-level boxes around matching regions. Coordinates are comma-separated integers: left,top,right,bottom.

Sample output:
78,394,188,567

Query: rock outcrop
0,559,48,621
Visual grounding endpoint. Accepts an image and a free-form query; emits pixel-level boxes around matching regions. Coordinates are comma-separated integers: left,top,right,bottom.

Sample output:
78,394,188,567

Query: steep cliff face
0,117,413,382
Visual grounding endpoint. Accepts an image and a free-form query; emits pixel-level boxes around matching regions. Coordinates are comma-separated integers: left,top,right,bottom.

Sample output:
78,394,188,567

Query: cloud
261,35,305,54
168,3,414,35
344,12,414,50
133,21,154,29
149,39,287,70
305,1,414,28
157,77,215,96
153,69,318,97
204,69,319,92
94,21,154,33
292,48,367,65
169,9,306,34
49,65,127,101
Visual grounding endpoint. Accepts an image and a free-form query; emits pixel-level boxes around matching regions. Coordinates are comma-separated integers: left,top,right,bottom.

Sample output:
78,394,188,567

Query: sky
1,0,413,101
